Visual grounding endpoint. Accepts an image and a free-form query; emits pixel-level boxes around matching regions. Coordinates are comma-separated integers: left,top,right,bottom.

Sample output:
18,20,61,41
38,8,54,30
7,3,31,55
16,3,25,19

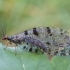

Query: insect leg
11,42,18,55
3,40,9,50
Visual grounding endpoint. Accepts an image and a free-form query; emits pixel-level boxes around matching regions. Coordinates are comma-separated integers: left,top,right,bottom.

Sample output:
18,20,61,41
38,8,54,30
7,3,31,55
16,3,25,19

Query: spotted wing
20,27,70,56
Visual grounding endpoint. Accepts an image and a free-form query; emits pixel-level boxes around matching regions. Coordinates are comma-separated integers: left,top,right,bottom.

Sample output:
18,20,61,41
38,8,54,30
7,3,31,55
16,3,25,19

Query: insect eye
2,37,7,40
2,35,8,40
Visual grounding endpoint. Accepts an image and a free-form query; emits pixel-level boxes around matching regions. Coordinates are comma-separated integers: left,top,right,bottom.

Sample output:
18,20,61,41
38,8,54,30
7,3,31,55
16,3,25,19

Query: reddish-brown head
2,35,8,40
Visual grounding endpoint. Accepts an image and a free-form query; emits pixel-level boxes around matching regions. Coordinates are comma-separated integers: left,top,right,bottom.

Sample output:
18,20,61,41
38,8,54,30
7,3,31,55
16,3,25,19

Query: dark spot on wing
49,34,53,36
48,49,51,52
61,32,63,35
16,35,18,38
60,49,66,56
35,49,38,53
69,50,70,55
29,47,32,52
26,43,29,45
46,42,50,45
60,53,66,56
23,46,26,49
48,52,50,55
61,49,65,52
24,30,28,35
54,51,58,55
16,40,21,44
46,27,51,34
33,28,38,36
47,48,51,54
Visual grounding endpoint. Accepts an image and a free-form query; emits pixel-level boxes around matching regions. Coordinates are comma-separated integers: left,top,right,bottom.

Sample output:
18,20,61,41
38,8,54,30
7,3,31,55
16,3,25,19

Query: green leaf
0,43,52,70
51,56,70,70
0,43,24,70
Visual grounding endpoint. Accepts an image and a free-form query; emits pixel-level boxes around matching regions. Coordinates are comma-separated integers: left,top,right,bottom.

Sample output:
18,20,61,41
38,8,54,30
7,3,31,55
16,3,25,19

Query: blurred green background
0,0,70,38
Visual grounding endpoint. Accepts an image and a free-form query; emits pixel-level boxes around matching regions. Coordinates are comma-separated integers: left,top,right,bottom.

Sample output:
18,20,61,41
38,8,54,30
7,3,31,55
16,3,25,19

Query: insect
1,27,70,56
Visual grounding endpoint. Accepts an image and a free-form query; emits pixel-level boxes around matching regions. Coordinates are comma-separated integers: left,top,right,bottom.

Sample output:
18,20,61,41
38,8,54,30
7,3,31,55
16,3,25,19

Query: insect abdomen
24,36,47,52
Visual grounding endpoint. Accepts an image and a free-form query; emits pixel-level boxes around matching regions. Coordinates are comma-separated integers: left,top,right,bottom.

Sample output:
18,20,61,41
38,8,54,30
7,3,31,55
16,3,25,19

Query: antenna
0,24,6,37
3,24,6,36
